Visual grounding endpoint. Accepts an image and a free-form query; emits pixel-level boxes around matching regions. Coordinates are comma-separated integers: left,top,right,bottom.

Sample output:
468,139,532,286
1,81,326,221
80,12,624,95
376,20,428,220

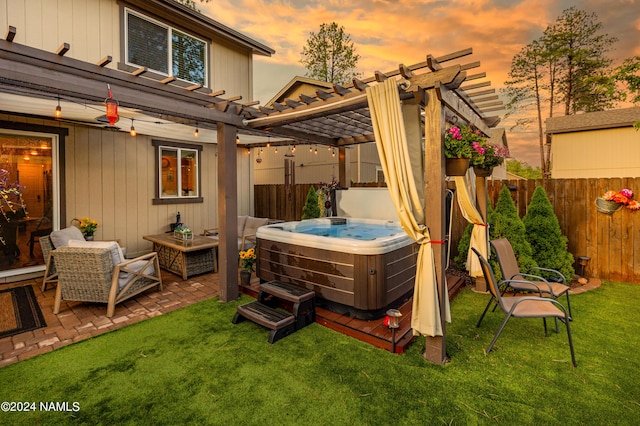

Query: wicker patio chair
53,245,162,318
472,247,576,367
490,238,573,324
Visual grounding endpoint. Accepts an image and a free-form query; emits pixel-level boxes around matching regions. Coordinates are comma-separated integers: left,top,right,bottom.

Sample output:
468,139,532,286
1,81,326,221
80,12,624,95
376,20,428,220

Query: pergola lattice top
242,48,503,147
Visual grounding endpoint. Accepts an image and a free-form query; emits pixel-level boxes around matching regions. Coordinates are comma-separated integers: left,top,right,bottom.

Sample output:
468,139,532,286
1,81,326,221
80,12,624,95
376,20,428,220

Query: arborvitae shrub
523,186,575,280
490,186,537,275
301,186,321,220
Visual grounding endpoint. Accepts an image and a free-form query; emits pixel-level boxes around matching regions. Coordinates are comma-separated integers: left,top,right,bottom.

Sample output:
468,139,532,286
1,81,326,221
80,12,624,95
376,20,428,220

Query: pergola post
217,123,239,301
338,147,350,188
422,88,448,364
474,175,489,292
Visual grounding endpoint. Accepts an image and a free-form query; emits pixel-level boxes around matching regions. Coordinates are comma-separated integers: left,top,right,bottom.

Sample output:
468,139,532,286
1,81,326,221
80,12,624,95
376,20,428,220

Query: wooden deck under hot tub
256,236,418,318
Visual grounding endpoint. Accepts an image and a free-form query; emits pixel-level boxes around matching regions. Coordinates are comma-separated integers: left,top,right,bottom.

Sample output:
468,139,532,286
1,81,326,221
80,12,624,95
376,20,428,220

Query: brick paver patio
0,270,221,368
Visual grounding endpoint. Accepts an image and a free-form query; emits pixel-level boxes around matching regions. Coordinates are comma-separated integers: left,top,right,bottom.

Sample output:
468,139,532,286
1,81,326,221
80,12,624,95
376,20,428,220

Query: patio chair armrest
503,279,546,296
514,273,555,293
531,267,567,283
118,252,158,267
203,227,219,237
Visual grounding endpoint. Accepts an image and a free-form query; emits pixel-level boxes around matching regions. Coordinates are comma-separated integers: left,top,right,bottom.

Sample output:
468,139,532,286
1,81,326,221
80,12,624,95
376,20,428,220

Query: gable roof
265,76,334,107
546,106,640,134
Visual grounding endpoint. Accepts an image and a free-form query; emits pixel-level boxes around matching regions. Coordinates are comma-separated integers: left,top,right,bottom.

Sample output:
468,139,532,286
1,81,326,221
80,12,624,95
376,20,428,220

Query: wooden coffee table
143,233,218,280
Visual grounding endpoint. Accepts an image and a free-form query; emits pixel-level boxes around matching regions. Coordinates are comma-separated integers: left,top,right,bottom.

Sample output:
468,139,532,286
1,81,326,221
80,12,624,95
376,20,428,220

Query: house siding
1,0,258,262
551,128,640,178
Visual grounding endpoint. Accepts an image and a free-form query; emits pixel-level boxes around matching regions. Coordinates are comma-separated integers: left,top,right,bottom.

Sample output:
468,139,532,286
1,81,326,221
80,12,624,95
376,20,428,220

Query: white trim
124,8,209,87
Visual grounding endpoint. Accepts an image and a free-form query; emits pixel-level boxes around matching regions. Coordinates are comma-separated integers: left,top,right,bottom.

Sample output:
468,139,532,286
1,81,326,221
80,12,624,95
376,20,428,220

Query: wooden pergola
1,28,503,362
242,48,503,363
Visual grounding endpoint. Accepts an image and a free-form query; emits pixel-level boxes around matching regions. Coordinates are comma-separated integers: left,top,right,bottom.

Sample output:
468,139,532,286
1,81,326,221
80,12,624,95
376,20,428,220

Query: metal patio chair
490,238,573,327
471,247,576,367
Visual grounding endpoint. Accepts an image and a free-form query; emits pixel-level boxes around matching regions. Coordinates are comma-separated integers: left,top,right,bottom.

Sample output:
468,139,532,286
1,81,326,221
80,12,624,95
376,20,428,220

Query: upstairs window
125,9,207,86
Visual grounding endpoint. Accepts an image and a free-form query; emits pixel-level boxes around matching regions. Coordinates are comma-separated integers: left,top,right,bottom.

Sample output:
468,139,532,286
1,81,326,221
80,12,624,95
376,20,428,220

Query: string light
55,97,62,118
236,134,240,144
194,123,199,137
314,146,318,155
130,119,137,136
332,148,336,157
266,136,271,148
274,146,278,154
309,145,313,153
292,145,296,153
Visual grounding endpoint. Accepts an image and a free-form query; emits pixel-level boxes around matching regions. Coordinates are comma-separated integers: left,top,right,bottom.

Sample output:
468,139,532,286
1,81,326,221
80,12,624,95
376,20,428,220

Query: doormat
0,286,46,339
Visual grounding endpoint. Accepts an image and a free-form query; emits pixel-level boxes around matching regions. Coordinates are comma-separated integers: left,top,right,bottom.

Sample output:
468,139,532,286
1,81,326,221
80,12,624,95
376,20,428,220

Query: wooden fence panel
255,179,640,283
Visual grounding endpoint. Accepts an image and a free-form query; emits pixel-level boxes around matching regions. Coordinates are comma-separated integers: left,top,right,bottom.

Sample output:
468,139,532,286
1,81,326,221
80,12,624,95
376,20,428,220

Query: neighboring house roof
265,76,334,107
487,127,508,150
506,171,525,180
127,0,274,56
546,106,640,134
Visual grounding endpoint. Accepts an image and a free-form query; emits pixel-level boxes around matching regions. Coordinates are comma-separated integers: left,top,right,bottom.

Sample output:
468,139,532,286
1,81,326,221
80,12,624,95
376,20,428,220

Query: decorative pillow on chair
67,240,125,267
50,226,85,248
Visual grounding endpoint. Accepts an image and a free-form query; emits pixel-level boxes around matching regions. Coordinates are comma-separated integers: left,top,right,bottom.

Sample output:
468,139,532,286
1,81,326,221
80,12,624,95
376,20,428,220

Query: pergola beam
0,39,246,126
436,83,492,133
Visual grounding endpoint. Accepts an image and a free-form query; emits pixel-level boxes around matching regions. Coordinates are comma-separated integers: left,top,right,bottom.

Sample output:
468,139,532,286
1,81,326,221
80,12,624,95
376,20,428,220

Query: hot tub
256,218,418,319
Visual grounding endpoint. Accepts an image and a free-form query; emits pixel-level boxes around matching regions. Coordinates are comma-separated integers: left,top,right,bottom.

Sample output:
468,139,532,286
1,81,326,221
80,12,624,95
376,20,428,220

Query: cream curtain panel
454,175,488,277
366,78,450,337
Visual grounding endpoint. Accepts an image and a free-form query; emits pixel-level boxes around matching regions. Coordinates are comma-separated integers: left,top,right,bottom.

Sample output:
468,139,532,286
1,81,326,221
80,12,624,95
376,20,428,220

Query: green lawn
1,281,639,425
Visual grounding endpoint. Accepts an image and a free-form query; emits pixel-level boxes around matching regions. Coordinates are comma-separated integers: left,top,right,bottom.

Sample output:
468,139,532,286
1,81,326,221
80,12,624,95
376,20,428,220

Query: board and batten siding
0,114,252,258
64,124,253,257
1,0,119,66
1,0,254,100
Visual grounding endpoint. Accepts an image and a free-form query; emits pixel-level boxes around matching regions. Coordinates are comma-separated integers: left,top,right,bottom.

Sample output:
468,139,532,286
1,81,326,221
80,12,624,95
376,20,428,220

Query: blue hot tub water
293,223,403,240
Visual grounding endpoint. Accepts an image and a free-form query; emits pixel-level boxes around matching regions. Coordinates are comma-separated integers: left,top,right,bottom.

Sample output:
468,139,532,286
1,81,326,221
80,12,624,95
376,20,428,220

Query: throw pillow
50,226,85,248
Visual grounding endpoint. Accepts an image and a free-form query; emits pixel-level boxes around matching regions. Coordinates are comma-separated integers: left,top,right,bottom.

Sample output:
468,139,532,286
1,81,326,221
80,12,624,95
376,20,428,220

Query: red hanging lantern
105,84,119,126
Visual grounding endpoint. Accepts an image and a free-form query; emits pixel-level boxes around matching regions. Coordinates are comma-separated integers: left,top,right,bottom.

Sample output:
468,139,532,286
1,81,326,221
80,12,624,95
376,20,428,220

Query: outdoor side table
143,233,218,280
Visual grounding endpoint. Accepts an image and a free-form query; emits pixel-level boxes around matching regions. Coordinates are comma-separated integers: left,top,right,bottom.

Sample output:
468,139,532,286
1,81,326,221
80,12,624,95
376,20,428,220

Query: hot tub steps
233,301,297,344
233,281,316,343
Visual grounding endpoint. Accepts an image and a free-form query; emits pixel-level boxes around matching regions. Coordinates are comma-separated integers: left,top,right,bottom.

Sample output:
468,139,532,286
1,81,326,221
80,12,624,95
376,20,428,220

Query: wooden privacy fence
255,178,640,283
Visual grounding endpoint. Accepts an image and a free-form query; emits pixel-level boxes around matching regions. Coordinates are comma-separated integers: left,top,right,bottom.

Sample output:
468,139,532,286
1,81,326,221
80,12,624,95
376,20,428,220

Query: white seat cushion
67,240,125,267
49,226,85,248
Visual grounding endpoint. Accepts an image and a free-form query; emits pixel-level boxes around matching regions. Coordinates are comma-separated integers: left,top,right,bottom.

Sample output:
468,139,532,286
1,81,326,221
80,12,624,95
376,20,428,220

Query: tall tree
544,7,618,115
300,22,360,84
504,40,548,175
615,56,640,104
504,7,618,177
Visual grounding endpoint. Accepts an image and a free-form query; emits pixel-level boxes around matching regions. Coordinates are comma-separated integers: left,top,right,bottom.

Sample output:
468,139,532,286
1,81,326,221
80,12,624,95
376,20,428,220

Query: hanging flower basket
595,198,622,214
473,166,493,177
445,158,470,176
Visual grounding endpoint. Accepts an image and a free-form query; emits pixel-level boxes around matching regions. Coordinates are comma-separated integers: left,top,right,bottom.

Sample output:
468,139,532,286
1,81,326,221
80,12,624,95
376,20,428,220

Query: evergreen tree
489,186,537,275
301,187,321,220
300,22,360,84
523,186,575,280
454,222,473,269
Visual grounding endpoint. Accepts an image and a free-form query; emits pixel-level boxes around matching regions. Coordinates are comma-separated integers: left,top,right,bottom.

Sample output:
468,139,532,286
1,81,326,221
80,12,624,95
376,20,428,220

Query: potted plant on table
239,247,256,285
173,224,193,241
444,125,474,176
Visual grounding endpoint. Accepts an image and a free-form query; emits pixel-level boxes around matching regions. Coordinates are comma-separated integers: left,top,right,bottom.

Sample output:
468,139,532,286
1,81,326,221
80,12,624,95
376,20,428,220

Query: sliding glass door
0,130,59,279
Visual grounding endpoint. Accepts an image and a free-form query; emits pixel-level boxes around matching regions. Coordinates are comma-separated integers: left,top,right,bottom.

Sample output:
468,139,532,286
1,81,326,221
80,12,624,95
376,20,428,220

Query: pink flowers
447,126,462,140
602,189,640,211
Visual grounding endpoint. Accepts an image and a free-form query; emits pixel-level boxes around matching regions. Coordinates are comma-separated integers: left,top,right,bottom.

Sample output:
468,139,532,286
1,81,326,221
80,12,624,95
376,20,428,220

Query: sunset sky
201,0,640,166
